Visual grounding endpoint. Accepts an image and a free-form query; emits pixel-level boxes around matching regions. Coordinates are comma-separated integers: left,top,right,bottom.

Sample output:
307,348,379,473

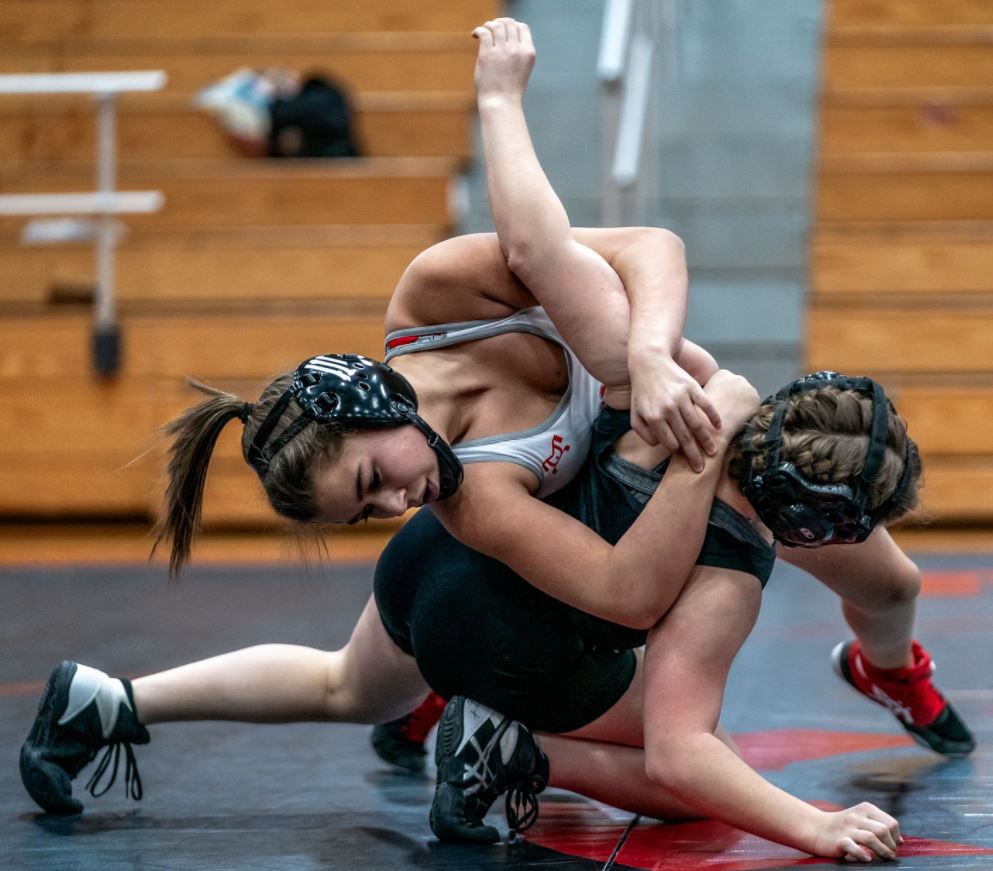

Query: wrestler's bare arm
643,564,901,862
472,18,721,468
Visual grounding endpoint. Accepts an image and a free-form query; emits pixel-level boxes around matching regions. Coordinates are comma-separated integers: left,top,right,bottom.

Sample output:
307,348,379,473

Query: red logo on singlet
542,434,571,474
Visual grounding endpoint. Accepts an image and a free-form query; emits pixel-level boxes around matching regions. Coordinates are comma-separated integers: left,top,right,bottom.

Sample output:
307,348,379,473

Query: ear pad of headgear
745,463,872,548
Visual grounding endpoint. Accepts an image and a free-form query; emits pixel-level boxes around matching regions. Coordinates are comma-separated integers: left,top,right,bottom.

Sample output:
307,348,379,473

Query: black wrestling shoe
20,661,150,814
429,696,549,843
832,640,975,757
370,692,447,774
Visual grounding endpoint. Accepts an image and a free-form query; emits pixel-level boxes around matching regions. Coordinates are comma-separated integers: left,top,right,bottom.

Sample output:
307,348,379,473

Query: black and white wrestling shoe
20,661,150,814
430,696,549,843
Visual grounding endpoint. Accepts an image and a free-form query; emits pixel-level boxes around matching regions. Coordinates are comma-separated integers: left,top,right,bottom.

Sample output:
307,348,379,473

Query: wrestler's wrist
627,342,676,374
477,92,525,113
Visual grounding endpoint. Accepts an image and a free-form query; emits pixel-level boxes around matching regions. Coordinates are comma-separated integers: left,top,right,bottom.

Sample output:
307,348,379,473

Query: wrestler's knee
864,552,921,608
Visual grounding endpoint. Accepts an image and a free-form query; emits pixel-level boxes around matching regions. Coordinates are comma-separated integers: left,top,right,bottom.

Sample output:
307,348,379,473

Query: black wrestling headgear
246,354,463,500
740,371,915,548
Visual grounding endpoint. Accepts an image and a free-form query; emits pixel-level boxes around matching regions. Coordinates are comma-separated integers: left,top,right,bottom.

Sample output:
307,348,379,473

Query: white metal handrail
0,71,165,95
597,0,675,227
0,192,164,216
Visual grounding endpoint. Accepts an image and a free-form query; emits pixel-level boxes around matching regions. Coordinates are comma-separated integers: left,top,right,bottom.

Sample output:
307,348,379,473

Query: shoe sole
20,661,85,815
830,641,854,686
433,699,461,769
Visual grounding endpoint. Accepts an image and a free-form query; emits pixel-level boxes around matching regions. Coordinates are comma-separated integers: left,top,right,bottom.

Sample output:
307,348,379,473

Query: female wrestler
19,18,966,867
379,11,978,774
417,18,971,850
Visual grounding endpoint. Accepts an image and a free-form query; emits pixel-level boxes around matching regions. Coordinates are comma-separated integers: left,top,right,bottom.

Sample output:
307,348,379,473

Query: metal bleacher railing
597,0,677,227
0,71,166,376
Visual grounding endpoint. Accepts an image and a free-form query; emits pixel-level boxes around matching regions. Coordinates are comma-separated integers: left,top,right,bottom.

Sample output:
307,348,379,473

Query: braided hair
727,385,922,525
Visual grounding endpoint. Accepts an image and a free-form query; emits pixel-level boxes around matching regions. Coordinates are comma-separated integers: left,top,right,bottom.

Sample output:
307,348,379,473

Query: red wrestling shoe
370,692,447,773
831,640,975,756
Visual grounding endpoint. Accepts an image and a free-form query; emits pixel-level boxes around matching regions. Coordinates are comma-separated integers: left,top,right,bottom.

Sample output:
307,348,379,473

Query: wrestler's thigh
776,526,920,608
559,648,646,747
337,595,431,723
558,649,741,758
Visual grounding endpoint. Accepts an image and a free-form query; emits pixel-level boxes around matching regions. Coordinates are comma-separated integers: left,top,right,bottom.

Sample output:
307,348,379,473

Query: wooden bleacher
0,0,500,531
0,158,457,229
0,93,475,162
811,0,993,525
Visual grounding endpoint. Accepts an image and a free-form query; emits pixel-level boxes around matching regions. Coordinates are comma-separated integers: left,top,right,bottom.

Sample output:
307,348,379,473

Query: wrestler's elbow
644,739,690,793
646,226,685,256
609,589,674,632
644,730,713,803
503,235,542,284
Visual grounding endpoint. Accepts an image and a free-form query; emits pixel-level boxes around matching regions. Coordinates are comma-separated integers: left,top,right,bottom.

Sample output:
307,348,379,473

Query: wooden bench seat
0,157,457,229
820,99,993,154
823,39,993,92
807,303,993,374
0,33,477,97
890,384,993,456
0,92,476,162
0,307,438,523
0,0,501,42
914,459,993,522
812,223,993,295
1,310,387,379
829,0,993,31
0,378,277,521
0,224,441,305
817,154,993,222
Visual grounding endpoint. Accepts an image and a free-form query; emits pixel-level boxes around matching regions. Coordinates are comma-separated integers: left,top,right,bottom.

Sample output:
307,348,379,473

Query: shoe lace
505,777,541,833
86,742,143,801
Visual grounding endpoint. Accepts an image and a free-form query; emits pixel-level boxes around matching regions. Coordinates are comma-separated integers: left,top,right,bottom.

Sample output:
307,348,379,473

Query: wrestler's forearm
602,453,724,627
611,228,688,361
649,731,825,854
478,95,572,276
478,82,693,393
478,99,692,381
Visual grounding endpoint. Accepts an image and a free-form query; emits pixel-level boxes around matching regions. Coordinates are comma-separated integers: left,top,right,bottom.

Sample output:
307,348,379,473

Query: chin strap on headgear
740,370,915,548
246,354,463,500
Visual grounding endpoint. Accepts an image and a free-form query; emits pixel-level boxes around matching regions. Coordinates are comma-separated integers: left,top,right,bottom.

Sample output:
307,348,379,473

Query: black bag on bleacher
268,76,361,158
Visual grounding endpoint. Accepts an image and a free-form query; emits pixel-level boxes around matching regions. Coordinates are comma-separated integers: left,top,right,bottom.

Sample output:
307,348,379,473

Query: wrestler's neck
391,353,473,445
718,475,774,544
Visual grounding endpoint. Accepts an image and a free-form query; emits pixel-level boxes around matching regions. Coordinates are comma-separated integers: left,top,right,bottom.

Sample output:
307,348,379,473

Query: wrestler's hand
473,18,536,104
810,803,902,863
629,350,721,472
701,369,759,445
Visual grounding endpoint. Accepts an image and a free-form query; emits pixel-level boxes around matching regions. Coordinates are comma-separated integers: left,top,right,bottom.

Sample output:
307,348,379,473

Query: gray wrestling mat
1,554,990,870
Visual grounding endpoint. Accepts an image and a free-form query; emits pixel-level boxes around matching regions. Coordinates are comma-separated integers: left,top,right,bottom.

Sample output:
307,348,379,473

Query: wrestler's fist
702,370,759,443
473,18,536,103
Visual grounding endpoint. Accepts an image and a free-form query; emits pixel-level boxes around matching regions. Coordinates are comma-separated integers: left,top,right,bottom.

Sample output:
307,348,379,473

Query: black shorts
375,507,638,733
374,405,776,733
